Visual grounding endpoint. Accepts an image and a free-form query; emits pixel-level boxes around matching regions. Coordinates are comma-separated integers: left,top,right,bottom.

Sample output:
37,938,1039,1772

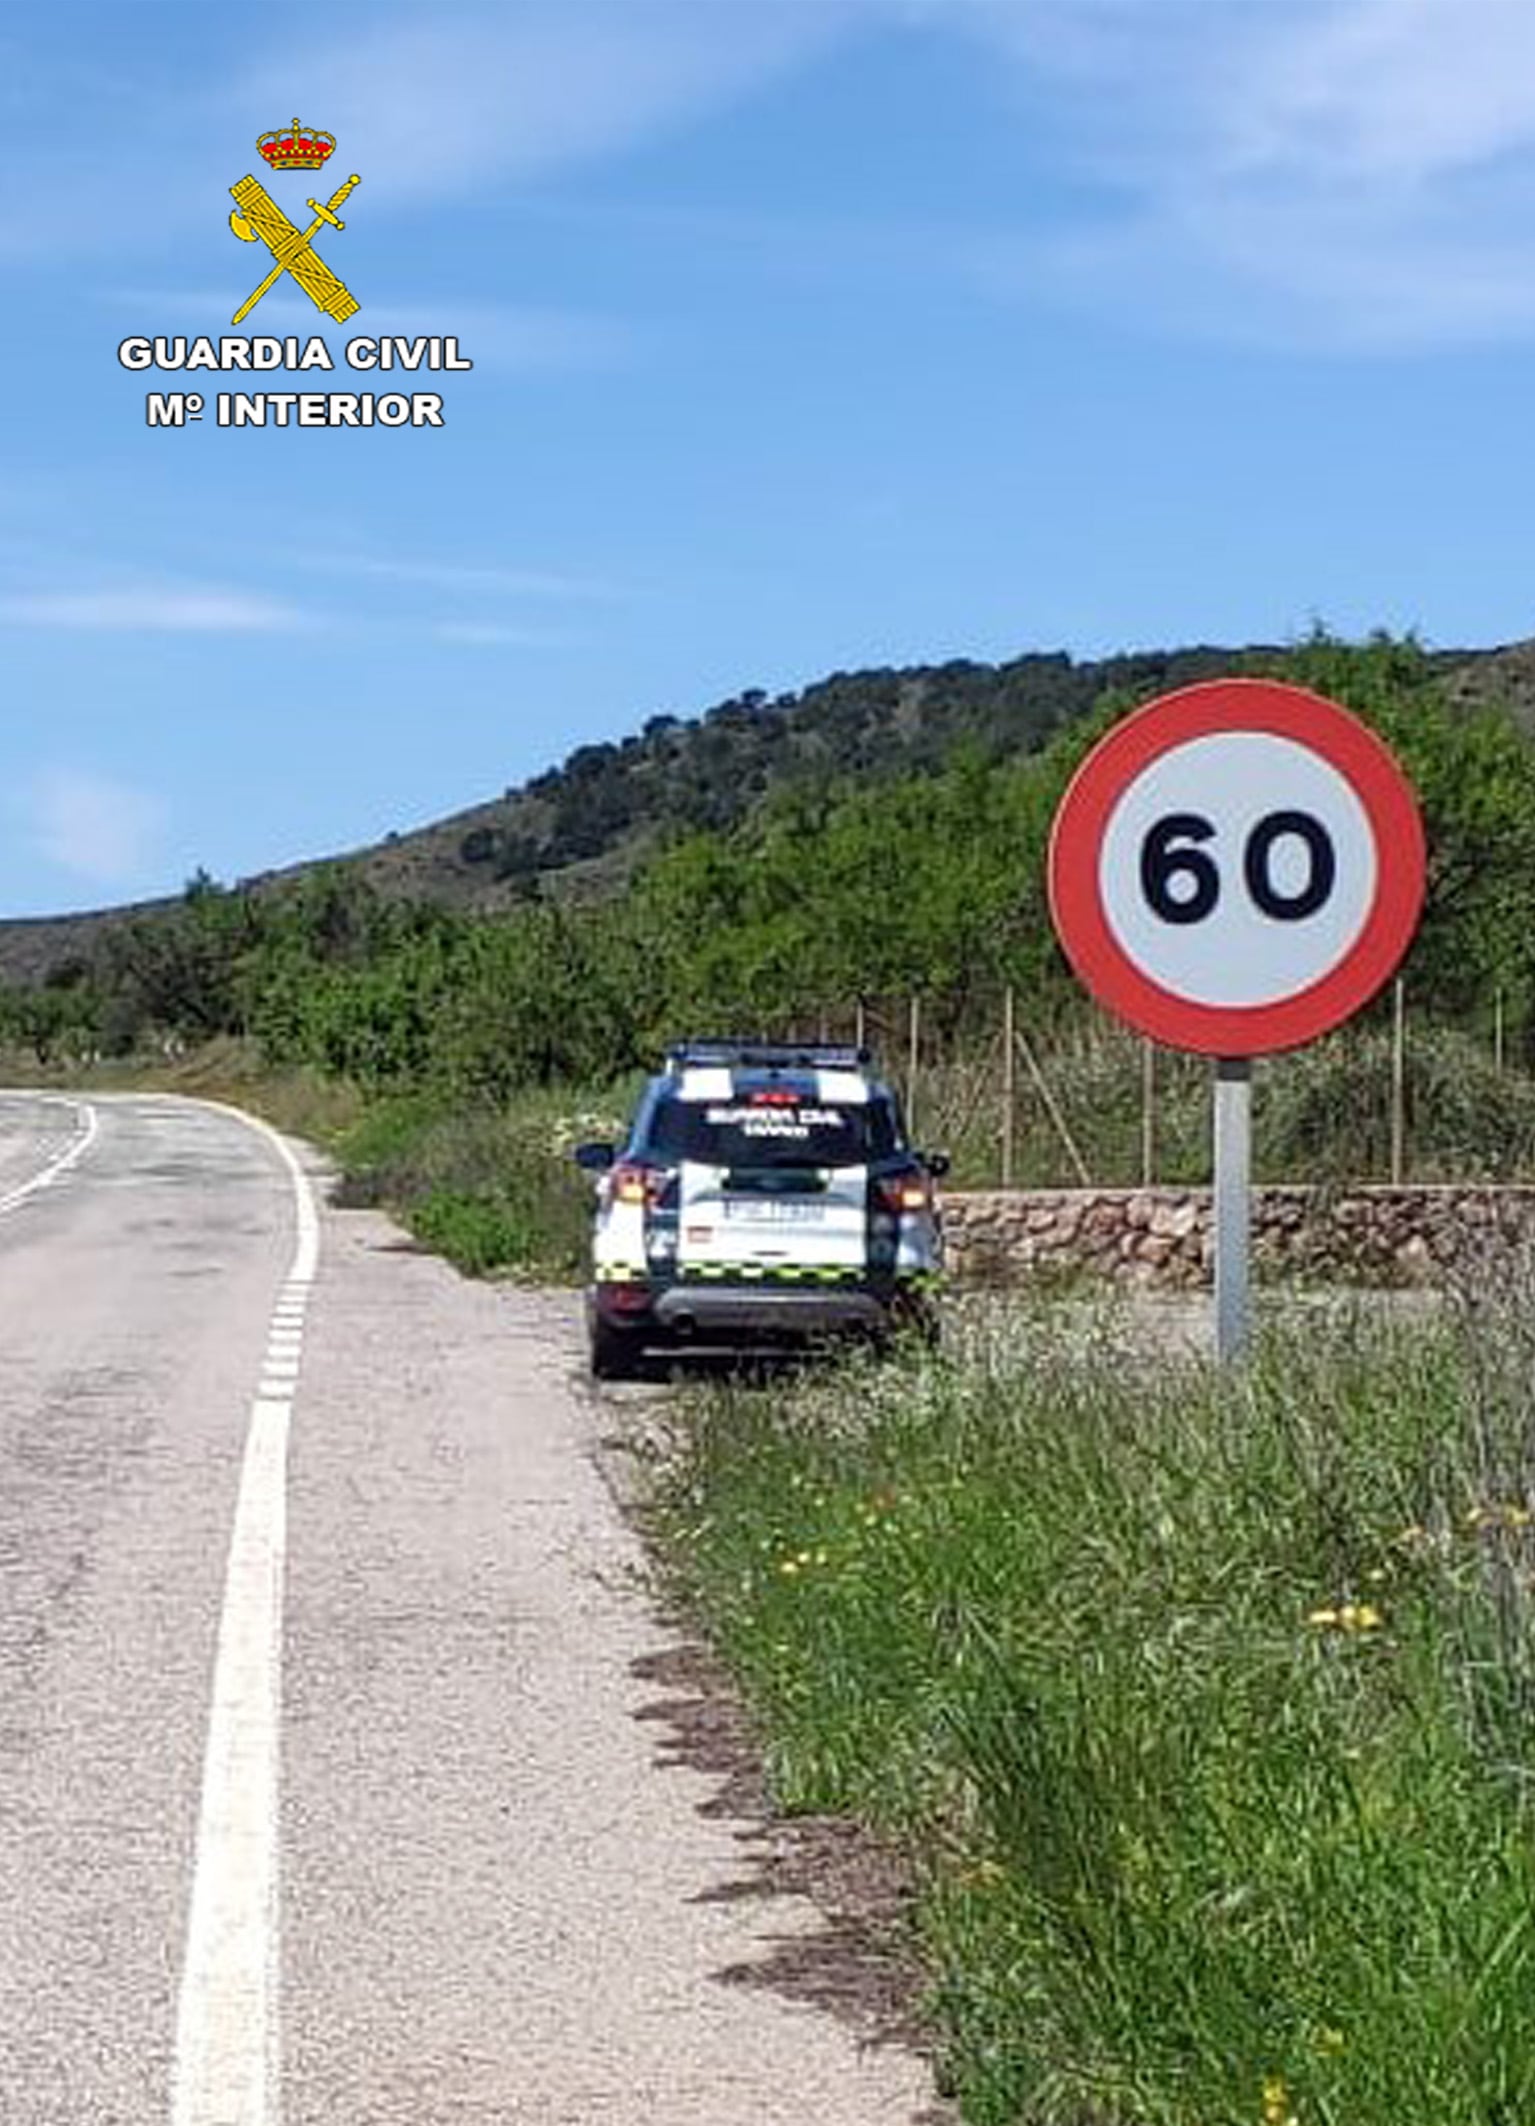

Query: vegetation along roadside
644,1289,1535,2125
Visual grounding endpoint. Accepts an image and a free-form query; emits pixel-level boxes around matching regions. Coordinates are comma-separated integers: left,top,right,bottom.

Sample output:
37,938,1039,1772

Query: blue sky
4,0,1535,915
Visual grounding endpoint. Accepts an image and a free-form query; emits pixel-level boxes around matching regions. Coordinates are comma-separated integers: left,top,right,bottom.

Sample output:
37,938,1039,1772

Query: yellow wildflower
1307,1602,1383,1634
1468,1502,1533,1532
1261,2071,1298,2125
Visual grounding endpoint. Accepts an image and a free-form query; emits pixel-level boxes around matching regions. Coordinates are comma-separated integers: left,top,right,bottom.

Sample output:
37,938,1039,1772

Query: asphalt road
0,1091,934,2125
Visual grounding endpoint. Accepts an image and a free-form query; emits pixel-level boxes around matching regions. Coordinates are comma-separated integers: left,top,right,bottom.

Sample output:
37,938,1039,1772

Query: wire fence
779,984,1535,1190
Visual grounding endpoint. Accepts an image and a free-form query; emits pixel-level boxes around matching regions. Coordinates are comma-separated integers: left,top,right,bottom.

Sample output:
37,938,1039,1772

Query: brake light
877,1173,931,1216
611,1162,671,1207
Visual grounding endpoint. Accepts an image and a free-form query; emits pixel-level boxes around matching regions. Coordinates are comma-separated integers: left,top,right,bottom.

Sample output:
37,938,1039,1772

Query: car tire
590,1317,649,1382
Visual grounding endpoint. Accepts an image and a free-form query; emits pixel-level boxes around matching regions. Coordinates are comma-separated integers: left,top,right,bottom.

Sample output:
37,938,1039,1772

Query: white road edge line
0,1095,99,1215
171,1100,319,2126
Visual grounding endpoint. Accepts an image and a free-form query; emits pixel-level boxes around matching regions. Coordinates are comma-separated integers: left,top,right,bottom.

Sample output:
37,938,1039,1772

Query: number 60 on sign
1047,678,1426,1057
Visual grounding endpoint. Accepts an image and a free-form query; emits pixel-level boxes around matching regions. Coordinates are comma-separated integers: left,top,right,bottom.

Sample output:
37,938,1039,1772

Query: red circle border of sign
1046,678,1427,1055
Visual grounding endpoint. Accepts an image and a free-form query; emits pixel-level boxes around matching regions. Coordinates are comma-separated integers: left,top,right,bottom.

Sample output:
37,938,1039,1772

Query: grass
647,1281,1535,2124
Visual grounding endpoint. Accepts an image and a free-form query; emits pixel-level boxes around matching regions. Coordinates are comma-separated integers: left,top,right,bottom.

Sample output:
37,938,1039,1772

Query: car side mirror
574,1141,616,1171
922,1150,951,1179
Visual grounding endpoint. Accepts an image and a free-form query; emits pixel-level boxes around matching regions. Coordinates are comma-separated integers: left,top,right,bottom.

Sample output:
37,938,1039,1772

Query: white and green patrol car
573,1041,946,1378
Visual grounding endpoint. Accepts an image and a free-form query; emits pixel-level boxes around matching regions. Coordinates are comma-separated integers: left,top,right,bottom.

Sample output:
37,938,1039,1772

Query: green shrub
408,1189,540,1276
1257,1022,1535,1182
336,1087,622,1280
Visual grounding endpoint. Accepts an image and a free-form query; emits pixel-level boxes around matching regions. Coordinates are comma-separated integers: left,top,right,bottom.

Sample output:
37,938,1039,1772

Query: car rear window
647,1094,897,1169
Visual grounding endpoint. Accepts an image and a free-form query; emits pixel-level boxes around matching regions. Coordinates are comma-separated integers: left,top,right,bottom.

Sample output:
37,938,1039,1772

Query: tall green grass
651,1283,1535,2123
334,1086,631,1279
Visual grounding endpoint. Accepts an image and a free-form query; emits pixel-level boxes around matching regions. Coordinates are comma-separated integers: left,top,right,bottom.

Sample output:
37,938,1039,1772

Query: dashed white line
172,1104,319,2126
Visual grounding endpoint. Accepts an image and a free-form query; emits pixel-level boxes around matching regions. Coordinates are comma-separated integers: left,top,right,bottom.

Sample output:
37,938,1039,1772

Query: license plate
723,1199,827,1224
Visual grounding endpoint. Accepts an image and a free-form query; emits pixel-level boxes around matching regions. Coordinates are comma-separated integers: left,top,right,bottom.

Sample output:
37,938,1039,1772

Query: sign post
1047,678,1426,1361
1213,1057,1251,1362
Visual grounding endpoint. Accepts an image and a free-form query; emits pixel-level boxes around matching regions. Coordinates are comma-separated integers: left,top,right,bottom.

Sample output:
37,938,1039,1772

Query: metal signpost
1047,678,1426,1362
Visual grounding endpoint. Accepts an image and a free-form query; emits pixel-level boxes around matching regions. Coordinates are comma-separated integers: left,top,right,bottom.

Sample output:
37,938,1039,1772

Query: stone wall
943,1186,1535,1288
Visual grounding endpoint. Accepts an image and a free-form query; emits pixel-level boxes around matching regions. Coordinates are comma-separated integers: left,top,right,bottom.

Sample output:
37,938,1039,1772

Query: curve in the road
0,1094,99,1215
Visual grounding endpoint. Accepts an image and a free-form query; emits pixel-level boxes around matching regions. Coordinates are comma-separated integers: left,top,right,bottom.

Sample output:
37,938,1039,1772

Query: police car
573,1041,947,1378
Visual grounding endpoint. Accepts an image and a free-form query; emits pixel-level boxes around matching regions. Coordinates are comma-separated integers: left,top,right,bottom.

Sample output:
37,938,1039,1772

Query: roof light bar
666,1040,872,1072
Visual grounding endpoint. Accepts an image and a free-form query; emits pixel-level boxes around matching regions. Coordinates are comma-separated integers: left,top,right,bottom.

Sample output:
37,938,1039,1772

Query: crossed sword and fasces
228,171,361,325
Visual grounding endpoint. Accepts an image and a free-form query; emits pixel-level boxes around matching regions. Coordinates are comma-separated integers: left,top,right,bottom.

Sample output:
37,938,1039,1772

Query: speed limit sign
1047,676,1425,1363
1047,678,1425,1055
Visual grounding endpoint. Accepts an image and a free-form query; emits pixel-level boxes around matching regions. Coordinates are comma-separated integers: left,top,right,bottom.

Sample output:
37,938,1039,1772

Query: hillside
0,635,1522,985
1441,638,1535,732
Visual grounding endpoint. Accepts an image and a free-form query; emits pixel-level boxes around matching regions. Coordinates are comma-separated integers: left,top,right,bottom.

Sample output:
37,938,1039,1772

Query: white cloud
29,770,167,887
244,2,855,209
0,585,308,632
939,0,1535,348
1210,0,1535,188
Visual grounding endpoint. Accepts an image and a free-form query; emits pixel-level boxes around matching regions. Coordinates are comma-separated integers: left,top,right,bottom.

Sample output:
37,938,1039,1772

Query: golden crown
257,118,336,173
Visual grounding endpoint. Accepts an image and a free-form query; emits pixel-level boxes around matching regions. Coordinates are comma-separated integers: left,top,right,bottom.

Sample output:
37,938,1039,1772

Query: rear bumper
591,1272,935,1341
653,1283,889,1335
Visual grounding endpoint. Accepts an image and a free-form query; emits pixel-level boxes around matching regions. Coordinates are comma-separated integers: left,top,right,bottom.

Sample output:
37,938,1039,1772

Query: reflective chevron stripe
672,1263,944,1288
598,1260,942,1292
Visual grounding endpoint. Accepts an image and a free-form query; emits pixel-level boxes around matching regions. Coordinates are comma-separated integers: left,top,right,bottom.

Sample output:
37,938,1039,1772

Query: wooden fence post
1390,978,1406,1185
1001,987,1016,1187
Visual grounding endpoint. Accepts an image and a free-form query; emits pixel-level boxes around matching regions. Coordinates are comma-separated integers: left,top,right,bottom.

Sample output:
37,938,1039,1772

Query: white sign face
1097,732,1377,1010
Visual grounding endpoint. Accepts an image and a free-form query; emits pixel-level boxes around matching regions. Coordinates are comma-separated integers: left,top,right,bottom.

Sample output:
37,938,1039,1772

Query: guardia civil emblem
228,120,361,326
